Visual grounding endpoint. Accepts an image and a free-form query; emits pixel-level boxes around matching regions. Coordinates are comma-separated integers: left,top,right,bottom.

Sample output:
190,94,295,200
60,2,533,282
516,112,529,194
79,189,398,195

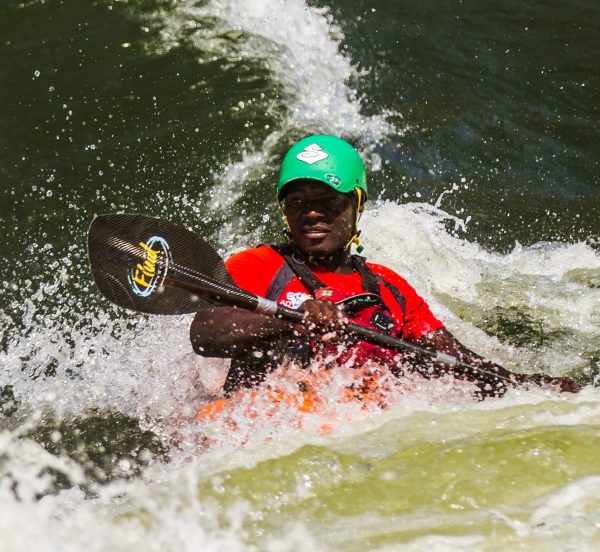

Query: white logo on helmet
324,173,342,187
296,143,328,164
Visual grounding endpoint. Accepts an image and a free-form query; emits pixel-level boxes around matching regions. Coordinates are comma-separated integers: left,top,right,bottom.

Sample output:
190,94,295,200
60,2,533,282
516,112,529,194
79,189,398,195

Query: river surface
1,0,599,550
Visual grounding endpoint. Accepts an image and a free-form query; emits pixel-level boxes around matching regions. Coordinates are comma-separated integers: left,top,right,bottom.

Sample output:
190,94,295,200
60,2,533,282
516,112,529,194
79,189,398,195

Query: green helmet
277,135,367,199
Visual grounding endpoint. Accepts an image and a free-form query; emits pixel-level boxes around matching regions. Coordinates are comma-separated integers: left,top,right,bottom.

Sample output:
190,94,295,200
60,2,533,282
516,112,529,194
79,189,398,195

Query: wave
143,0,396,218
362,200,600,378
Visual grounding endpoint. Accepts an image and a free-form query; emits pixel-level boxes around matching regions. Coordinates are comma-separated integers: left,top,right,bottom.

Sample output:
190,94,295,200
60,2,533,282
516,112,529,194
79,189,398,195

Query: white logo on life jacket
296,143,328,165
280,291,312,310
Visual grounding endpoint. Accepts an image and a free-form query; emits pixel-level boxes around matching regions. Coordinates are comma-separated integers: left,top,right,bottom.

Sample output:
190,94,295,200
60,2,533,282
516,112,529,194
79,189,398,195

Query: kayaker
190,135,580,400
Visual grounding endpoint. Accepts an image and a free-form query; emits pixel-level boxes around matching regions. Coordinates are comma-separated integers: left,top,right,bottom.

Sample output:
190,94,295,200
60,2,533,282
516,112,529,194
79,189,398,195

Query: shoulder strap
355,256,407,322
377,277,407,317
265,261,295,302
270,244,325,293
351,255,381,295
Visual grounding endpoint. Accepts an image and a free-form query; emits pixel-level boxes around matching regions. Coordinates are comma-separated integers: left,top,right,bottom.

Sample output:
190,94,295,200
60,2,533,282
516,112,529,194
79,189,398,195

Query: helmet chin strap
276,195,294,245
342,187,364,254
343,230,363,254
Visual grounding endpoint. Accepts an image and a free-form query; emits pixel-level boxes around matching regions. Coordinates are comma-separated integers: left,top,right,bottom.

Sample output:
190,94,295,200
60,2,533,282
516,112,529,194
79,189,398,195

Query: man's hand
515,373,582,393
295,299,348,342
416,328,582,399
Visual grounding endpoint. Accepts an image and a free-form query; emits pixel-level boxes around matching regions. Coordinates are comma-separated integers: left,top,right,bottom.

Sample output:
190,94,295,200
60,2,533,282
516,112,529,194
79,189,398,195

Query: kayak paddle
87,213,512,383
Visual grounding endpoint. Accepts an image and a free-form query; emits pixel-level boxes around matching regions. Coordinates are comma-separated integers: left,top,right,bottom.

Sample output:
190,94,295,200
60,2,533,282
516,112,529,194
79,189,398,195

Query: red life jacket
223,245,408,395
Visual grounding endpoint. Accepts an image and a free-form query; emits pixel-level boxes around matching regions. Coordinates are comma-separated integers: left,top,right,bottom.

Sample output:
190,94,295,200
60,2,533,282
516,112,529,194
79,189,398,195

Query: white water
362,200,600,378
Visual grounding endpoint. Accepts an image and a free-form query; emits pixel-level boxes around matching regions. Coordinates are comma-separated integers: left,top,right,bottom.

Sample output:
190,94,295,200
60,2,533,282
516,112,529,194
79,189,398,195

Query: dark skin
191,180,580,398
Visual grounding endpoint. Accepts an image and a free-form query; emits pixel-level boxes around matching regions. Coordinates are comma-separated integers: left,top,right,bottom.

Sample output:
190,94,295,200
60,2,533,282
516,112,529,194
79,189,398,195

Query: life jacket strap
270,244,326,293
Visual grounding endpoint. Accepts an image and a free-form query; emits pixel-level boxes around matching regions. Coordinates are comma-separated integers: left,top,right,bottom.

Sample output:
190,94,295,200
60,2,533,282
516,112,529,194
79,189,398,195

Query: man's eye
326,197,348,209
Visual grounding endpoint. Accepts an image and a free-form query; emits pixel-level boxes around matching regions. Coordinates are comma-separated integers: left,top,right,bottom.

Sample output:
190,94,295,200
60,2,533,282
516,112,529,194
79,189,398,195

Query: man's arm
190,307,292,357
190,299,347,358
415,328,581,398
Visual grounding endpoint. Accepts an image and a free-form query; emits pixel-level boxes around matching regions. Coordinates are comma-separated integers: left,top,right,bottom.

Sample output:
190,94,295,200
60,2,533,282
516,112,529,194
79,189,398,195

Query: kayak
195,385,324,422
194,363,404,434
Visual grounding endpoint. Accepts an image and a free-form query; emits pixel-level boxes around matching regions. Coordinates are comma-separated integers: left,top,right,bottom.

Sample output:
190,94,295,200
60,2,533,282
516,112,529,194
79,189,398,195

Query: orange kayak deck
194,372,393,436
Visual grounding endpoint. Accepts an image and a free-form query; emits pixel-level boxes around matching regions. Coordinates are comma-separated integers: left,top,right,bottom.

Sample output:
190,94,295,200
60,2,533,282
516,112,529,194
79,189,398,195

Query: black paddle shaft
87,213,512,381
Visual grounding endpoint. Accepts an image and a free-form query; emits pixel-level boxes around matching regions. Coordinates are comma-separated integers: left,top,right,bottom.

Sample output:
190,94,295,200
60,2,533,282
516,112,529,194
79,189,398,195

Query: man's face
282,180,359,256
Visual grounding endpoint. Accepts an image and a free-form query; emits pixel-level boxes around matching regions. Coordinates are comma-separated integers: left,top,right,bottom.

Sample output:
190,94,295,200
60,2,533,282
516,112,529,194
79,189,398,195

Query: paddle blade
88,213,235,315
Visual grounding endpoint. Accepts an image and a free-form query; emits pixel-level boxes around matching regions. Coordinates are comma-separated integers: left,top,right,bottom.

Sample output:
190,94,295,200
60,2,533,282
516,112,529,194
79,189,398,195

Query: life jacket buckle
370,310,395,334
335,292,382,316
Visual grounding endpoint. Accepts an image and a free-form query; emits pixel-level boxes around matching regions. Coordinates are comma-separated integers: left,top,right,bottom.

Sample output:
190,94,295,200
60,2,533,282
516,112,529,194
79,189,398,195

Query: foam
3,200,598,432
0,482,321,552
361,200,600,376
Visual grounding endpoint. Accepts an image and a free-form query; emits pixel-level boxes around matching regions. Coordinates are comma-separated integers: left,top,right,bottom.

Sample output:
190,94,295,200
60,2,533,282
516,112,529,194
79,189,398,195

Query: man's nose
302,203,326,217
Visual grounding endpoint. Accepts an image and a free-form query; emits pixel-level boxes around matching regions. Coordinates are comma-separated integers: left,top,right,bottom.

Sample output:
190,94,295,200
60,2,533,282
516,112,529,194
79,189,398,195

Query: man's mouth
300,225,329,239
